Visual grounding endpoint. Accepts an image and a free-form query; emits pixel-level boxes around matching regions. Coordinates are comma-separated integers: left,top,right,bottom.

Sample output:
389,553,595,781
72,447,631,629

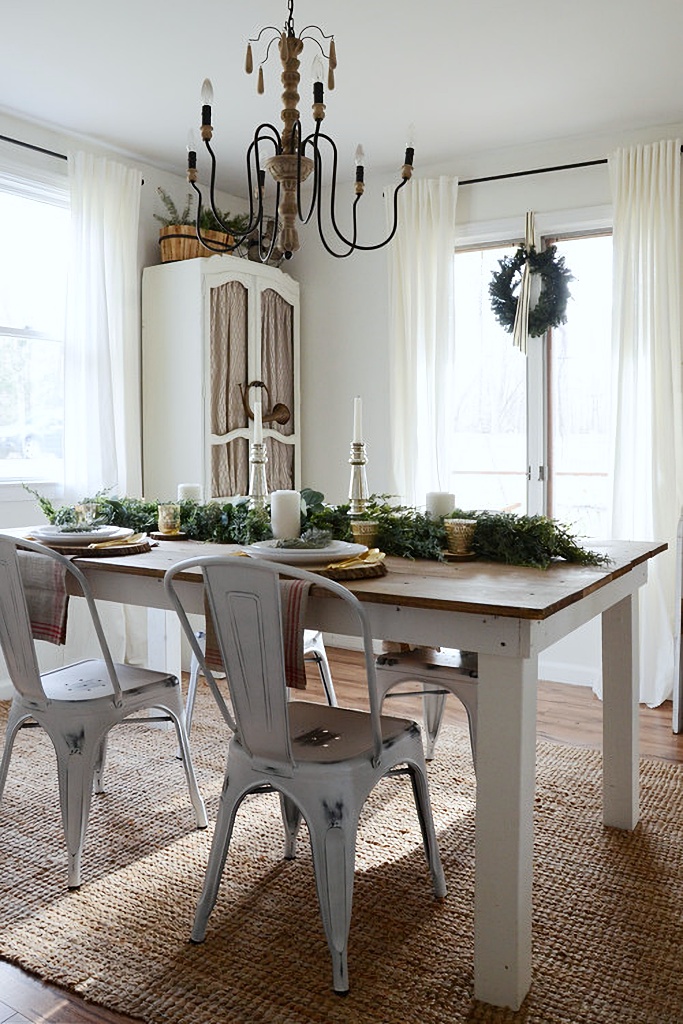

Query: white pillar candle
270,489,301,540
353,396,363,442
425,491,455,518
177,483,203,502
253,399,263,445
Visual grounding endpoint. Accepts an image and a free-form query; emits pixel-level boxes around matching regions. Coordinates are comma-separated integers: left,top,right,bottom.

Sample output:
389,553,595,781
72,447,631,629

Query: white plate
28,525,133,545
242,539,367,566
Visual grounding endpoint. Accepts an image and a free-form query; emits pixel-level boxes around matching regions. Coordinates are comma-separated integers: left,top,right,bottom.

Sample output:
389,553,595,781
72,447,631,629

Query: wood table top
67,537,666,622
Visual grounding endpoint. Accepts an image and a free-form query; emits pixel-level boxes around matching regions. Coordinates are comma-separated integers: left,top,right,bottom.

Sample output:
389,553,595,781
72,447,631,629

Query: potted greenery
154,188,249,263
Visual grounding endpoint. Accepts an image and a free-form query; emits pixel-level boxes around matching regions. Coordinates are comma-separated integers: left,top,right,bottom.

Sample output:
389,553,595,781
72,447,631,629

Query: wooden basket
159,225,235,263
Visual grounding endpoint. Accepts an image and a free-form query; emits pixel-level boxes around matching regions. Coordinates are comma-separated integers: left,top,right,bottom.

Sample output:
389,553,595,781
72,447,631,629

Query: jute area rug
0,691,682,1024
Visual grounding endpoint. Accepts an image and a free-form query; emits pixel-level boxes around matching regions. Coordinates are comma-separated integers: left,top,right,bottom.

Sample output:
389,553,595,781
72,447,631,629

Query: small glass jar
157,503,181,535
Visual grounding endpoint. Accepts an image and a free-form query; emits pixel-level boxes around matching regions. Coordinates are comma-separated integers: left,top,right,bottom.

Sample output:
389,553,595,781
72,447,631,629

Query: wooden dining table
62,535,664,1010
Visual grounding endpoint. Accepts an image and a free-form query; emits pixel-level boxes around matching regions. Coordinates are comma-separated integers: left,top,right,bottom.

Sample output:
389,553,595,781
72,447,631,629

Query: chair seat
288,701,416,763
41,659,178,702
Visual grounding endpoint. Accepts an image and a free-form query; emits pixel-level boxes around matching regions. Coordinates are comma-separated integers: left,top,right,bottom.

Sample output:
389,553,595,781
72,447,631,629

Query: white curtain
386,177,458,505
609,139,683,706
63,152,145,668
64,151,143,501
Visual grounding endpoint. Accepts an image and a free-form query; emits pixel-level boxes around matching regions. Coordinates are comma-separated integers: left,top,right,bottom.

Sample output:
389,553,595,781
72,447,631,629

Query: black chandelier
186,0,414,262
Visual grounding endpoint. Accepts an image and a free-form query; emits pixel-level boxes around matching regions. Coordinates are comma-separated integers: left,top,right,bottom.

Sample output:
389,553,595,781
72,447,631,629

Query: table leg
601,594,639,829
473,652,537,1010
145,609,182,729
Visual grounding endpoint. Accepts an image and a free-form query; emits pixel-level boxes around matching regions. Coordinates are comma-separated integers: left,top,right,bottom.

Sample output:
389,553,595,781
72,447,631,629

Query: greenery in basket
154,187,249,237
25,486,609,570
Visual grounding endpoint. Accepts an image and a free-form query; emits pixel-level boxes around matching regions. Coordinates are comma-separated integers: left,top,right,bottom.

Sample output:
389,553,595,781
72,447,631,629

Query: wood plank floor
1,646,682,1023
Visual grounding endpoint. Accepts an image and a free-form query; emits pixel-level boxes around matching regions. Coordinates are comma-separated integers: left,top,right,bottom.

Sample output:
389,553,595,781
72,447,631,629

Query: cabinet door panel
212,437,249,498
265,437,295,492
210,280,248,436
261,288,294,439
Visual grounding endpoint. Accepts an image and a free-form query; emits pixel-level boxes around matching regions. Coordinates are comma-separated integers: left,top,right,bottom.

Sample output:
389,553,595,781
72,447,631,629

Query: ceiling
2,0,683,196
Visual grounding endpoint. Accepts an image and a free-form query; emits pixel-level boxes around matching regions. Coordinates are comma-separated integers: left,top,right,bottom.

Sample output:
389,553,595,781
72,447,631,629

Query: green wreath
489,244,573,338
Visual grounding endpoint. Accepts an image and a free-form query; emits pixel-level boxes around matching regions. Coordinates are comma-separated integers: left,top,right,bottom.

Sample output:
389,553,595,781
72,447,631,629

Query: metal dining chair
164,554,447,995
375,647,478,765
0,534,208,890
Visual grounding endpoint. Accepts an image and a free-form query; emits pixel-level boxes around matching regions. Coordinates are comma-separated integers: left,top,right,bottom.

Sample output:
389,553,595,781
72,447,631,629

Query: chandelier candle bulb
426,492,455,519
270,489,301,540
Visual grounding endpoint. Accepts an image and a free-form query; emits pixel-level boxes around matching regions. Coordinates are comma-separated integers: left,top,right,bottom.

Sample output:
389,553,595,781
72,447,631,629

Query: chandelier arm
295,121,321,225
311,129,363,250
249,25,280,44
190,180,238,253
203,138,241,242
313,126,409,251
314,187,357,259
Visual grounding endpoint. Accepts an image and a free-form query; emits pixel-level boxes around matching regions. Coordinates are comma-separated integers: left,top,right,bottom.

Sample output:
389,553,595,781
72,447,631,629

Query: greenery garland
26,487,608,570
489,244,573,338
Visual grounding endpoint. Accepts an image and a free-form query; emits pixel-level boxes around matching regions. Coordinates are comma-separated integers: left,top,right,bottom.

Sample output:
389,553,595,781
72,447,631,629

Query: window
0,186,68,485
452,231,613,537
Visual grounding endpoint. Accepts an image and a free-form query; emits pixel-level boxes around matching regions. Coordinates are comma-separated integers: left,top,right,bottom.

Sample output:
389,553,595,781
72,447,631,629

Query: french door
451,232,612,537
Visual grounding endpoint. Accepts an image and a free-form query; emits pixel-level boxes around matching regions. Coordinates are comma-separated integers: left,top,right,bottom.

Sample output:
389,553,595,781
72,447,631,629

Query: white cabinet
142,254,300,501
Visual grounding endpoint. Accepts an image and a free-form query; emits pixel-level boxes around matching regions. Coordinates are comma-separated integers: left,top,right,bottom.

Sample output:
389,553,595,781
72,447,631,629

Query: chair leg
191,778,245,943
50,723,109,889
168,705,208,830
185,632,205,736
305,632,337,706
421,682,447,761
0,703,32,802
93,735,108,794
279,793,303,859
306,805,358,994
407,762,447,900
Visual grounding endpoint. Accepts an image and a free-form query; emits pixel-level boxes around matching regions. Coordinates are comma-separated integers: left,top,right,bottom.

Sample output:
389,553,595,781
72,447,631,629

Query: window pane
548,235,612,537
0,192,67,482
452,246,528,512
0,193,67,335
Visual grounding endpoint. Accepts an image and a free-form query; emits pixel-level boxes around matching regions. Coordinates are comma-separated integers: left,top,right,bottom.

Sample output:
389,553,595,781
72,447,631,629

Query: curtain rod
459,144,683,187
1,129,681,188
459,157,606,187
0,133,67,162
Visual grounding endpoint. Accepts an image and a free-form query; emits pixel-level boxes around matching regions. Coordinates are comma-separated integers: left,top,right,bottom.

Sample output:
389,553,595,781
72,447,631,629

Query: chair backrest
164,555,384,772
0,534,122,706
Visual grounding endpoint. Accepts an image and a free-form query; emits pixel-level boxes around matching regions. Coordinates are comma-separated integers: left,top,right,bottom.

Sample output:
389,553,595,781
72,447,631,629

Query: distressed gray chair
0,534,208,889
164,553,447,994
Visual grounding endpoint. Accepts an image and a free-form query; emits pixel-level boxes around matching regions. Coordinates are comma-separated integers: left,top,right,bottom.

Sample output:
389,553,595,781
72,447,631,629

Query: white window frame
454,205,612,517
0,145,69,506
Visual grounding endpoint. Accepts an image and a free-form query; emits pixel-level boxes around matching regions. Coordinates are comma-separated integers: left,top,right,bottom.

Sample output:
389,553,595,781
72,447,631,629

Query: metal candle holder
348,440,369,517
248,441,268,509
